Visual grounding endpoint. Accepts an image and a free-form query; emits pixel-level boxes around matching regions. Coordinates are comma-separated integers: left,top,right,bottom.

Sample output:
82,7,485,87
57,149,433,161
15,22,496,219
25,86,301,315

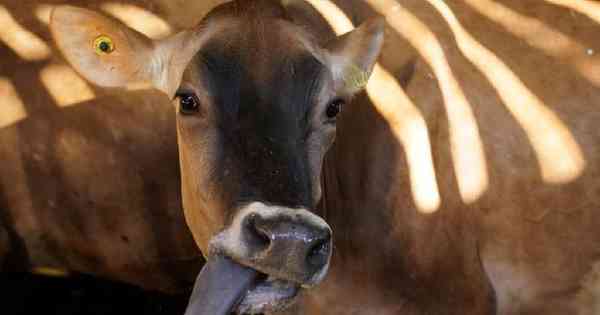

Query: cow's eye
326,99,345,120
178,93,200,115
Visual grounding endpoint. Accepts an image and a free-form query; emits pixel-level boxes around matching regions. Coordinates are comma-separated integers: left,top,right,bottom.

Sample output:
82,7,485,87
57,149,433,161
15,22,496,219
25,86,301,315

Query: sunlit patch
31,266,70,277
464,0,600,87
0,5,50,61
368,66,441,212
306,0,441,213
0,77,27,128
543,0,600,27
100,3,172,39
367,0,488,203
305,0,353,33
40,64,96,107
426,0,585,184
34,4,53,25
125,81,154,91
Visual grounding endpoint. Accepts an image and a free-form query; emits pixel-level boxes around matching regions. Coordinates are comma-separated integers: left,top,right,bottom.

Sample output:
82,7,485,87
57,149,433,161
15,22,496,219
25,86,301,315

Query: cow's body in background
2,1,600,314
0,89,202,291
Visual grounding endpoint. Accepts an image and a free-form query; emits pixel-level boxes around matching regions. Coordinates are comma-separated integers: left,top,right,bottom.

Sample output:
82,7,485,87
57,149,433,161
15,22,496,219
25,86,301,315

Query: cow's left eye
326,99,345,120
178,93,200,115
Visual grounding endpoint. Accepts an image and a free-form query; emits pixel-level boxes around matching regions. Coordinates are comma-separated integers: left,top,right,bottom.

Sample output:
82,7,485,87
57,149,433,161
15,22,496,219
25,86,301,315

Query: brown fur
309,1,600,314
2,0,600,314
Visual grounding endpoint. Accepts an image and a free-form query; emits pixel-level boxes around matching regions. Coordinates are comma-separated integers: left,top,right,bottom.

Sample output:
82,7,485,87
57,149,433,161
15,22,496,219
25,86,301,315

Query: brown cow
46,0,382,314
2,0,600,314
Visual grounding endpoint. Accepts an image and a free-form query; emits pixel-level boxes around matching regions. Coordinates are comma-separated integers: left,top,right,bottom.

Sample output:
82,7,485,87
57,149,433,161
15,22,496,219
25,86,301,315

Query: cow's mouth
183,255,300,315
236,275,299,314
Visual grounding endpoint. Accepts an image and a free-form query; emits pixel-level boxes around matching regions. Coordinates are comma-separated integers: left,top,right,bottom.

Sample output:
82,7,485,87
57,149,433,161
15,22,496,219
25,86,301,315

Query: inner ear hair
326,17,385,94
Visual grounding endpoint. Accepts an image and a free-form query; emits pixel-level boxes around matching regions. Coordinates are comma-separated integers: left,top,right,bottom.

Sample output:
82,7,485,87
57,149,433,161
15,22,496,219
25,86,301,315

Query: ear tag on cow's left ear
93,35,115,55
343,64,370,91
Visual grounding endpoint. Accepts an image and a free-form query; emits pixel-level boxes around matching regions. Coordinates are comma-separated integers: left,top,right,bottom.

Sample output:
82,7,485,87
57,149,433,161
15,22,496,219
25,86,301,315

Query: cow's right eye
325,99,345,120
178,94,200,115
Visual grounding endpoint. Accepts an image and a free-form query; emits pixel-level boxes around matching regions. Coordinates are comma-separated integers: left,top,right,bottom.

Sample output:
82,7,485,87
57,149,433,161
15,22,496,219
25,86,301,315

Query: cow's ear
50,6,190,97
326,18,384,95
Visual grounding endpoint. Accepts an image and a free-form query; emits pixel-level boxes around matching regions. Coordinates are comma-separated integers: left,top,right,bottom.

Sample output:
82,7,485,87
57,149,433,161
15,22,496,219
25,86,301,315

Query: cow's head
50,1,383,313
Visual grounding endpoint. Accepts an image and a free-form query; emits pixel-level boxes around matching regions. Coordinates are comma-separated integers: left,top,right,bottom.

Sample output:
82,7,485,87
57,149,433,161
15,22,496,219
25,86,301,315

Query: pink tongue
184,256,259,315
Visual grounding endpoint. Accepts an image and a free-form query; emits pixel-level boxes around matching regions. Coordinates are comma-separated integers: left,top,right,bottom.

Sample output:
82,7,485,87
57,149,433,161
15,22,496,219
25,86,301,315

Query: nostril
244,213,271,251
306,233,331,269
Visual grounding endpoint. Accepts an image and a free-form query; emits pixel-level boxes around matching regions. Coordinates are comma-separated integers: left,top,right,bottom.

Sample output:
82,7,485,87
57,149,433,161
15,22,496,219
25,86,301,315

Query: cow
2,0,600,314
10,0,383,314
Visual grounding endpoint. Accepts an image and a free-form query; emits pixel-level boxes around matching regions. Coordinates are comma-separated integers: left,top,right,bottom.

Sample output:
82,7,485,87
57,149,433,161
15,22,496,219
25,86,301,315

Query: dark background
1,273,190,315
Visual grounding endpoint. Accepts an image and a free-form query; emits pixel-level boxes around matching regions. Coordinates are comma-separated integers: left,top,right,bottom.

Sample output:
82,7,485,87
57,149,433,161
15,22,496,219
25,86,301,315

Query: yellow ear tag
344,64,370,90
93,35,115,55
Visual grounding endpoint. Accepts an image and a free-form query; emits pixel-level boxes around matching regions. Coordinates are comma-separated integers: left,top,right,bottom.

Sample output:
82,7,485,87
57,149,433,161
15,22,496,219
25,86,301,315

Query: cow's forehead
192,0,326,81
194,37,326,131
197,24,319,81
201,0,291,26
181,15,329,127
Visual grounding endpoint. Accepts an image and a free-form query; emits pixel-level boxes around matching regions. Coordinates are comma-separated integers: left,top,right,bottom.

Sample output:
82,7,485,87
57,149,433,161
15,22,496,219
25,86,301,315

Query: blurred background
1,272,189,315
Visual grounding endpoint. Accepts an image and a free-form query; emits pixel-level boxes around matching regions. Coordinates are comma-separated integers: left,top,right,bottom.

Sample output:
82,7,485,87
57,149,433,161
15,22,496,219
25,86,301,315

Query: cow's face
50,1,382,313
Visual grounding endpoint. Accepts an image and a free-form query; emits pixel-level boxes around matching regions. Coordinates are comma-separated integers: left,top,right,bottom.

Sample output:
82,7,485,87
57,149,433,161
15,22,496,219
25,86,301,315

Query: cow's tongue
184,255,260,315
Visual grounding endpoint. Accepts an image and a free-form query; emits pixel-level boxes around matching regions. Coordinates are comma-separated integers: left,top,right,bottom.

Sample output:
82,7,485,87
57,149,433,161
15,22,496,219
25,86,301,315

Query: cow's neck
313,97,495,314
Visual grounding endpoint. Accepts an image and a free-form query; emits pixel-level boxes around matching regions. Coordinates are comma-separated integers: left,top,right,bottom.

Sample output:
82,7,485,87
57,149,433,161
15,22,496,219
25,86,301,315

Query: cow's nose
246,212,331,268
209,203,333,286
234,209,331,285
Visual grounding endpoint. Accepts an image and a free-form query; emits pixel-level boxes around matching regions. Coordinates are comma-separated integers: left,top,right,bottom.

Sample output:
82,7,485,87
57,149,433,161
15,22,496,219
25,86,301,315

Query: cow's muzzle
184,202,332,315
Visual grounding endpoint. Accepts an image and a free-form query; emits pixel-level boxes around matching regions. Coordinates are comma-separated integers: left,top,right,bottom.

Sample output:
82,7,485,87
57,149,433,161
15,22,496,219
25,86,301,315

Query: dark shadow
0,272,190,315
0,191,30,272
